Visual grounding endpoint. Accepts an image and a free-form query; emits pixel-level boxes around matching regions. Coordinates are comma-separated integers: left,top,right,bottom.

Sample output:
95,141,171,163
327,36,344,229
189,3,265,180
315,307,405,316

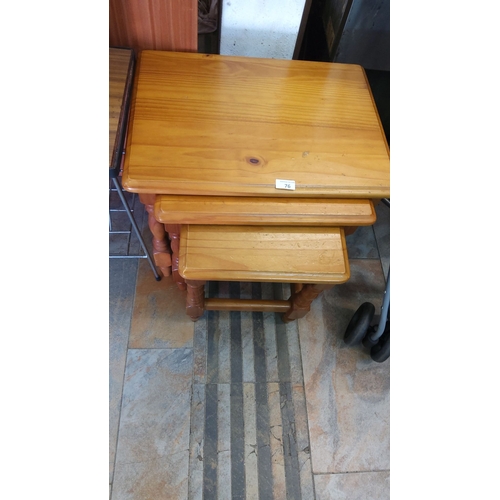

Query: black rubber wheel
370,325,390,362
343,302,375,346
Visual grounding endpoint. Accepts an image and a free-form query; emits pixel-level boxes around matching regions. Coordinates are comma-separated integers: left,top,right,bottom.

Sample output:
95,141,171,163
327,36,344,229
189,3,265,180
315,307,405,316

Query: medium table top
122,51,389,198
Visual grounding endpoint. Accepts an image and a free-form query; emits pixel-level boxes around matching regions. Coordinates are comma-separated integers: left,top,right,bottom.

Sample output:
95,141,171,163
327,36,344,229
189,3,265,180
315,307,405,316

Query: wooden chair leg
283,283,334,322
185,280,206,321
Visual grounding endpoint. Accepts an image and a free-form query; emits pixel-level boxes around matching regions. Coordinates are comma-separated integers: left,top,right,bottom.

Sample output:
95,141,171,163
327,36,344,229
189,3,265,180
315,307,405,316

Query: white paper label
275,179,295,190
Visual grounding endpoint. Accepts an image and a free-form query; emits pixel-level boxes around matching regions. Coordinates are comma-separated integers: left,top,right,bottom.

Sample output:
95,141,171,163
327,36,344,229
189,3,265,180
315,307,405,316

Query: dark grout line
294,312,318,499
314,469,390,475
126,347,195,350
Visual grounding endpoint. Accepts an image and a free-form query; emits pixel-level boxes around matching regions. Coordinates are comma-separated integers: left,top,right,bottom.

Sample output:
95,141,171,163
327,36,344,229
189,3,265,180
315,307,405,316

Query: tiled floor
109,200,390,499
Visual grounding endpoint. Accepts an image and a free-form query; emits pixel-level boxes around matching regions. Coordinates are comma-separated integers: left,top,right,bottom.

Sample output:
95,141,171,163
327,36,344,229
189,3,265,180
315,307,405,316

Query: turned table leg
164,224,187,291
139,194,172,277
185,280,206,321
343,226,358,236
283,283,334,322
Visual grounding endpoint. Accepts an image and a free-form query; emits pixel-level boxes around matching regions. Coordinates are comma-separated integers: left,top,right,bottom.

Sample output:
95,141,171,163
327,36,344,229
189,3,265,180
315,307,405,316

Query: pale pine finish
109,48,133,168
120,52,390,320
154,196,376,226
122,51,390,199
178,225,350,283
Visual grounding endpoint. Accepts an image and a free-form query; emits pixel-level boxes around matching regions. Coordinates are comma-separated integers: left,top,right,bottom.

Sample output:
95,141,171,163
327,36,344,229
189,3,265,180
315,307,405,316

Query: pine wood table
122,50,390,320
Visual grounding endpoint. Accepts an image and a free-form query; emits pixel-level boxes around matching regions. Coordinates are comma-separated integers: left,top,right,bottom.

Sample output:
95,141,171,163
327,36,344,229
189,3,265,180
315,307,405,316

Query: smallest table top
179,225,350,284
109,48,135,177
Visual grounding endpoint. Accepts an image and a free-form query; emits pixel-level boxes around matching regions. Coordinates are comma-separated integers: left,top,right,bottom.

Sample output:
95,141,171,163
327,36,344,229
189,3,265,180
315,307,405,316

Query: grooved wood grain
109,48,133,167
179,225,350,283
109,0,197,52
122,51,390,198
154,196,376,226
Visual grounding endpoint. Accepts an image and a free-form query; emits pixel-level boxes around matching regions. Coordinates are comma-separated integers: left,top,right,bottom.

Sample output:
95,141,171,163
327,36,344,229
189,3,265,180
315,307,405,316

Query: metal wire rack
109,177,161,280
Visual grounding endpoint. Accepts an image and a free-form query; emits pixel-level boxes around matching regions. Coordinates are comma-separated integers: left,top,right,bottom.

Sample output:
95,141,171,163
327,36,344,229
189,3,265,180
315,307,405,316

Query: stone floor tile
314,471,390,500
346,225,379,259
373,201,390,280
112,348,193,499
298,260,389,474
129,260,194,349
109,258,138,483
188,384,205,500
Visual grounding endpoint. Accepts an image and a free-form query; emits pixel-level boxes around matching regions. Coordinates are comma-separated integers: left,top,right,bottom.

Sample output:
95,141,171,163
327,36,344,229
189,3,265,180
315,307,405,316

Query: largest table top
122,51,390,198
